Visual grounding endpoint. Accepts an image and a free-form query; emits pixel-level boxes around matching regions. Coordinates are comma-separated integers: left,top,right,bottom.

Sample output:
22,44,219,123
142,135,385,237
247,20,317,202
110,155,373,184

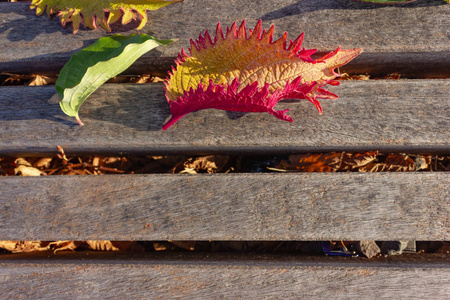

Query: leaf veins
164,20,363,130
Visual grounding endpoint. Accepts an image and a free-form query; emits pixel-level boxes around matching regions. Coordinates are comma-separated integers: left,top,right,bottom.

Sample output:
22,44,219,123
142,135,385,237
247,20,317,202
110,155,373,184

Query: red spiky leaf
164,20,363,130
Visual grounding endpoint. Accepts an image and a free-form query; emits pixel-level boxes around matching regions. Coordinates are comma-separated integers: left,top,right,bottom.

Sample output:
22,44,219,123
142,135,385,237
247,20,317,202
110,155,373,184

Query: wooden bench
1,0,449,297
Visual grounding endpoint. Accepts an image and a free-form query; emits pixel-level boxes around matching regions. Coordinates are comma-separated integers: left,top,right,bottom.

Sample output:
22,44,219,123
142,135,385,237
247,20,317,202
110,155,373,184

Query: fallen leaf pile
277,152,435,172
0,240,143,253
2,240,450,255
0,72,163,86
0,151,448,177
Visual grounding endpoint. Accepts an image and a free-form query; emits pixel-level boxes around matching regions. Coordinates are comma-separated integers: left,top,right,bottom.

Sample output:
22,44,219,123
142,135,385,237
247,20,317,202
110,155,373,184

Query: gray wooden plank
0,172,448,240
1,256,450,298
1,1,449,77
0,80,449,155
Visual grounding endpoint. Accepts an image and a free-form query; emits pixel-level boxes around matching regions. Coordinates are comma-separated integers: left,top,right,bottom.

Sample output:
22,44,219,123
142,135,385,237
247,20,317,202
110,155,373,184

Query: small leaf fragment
30,0,183,33
56,34,175,125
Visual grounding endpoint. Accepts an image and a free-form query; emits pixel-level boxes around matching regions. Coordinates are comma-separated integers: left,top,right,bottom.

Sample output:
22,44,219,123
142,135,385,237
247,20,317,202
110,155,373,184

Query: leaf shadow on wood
0,88,78,127
0,84,171,132
83,85,271,131
260,0,446,21
224,98,312,120
0,38,167,75
0,4,73,42
226,111,248,120
0,38,99,74
77,84,172,131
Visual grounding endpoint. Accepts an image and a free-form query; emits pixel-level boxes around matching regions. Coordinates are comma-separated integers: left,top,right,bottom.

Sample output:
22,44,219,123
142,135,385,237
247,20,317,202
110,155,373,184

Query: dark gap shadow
260,0,446,21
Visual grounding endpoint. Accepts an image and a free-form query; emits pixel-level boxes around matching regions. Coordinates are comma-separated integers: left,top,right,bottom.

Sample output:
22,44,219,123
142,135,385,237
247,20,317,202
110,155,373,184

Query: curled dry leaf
164,20,363,129
279,152,431,173
175,155,230,174
35,157,53,168
0,241,48,253
338,73,370,81
48,240,144,252
48,241,82,252
28,75,57,86
14,158,43,176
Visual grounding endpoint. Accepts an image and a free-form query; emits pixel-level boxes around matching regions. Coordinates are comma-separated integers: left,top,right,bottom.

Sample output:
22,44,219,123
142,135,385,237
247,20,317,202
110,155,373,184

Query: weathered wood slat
1,255,450,298
1,1,449,77
1,172,448,241
0,80,449,155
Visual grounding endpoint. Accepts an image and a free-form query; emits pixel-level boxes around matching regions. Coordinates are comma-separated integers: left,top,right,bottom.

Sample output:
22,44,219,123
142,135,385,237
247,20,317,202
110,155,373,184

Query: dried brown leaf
340,151,379,170
47,240,143,252
34,157,53,168
48,241,82,252
14,158,43,176
414,155,431,171
111,241,145,252
0,241,48,253
92,157,101,167
153,242,172,251
281,153,341,172
86,240,119,251
169,241,196,251
28,75,57,86
180,155,230,174
279,152,378,172
133,75,152,84
149,76,165,83
338,73,370,80
360,154,415,172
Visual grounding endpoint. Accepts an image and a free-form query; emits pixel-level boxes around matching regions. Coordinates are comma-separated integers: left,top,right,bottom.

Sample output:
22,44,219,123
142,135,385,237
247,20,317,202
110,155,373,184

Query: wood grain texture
1,256,450,298
1,1,449,77
0,80,449,156
1,172,448,240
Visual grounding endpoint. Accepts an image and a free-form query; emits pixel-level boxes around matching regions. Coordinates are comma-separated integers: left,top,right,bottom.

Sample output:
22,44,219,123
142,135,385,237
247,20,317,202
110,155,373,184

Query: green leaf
56,34,175,125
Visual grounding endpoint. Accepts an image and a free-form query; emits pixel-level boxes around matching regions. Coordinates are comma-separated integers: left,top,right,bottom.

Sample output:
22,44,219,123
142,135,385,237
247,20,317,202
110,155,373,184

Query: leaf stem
76,115,84,127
